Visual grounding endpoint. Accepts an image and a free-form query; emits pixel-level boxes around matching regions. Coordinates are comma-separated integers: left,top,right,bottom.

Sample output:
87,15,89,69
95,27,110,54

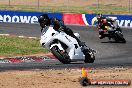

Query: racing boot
77,39,87,47
99,34,105,39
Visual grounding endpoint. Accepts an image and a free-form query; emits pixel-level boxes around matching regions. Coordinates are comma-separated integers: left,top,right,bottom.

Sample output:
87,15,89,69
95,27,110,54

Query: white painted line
0,34,10,36
28,37,38,39
18,36,25,38
0,34,39,39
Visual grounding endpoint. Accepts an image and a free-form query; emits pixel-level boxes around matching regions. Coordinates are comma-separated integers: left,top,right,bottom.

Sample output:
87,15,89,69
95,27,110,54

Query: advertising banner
63,13,132,27
62,13,85,25
0,10,132,27
103,14,132,27
80,14,132,27
0,10,63,23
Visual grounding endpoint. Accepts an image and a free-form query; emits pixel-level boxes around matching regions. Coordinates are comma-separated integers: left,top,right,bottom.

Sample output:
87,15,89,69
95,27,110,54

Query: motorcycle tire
51,46,71,64
83,49,95,63
115,31,126,43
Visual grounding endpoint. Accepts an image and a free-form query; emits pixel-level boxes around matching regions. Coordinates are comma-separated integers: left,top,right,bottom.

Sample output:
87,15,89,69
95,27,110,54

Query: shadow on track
101,41,127,44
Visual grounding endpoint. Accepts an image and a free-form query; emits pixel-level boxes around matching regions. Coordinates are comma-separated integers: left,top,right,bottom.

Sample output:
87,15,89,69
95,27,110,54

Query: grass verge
0,35,49,57
0,5,131,14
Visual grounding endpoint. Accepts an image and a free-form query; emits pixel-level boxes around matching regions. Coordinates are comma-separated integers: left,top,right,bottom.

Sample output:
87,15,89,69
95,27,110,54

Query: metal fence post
38,0,39,10
67,0,69,12
128,0,130,13
9,0,10,6
97,0,99,13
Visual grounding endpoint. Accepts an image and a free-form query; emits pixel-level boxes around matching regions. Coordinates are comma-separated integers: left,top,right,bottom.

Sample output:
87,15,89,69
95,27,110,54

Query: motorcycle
99,21,126,43
107,28,126,43
40,26,95,64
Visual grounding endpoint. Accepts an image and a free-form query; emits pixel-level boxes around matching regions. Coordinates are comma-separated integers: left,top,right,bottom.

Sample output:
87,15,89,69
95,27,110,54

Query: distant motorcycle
105,22,126,43
40,26,95,64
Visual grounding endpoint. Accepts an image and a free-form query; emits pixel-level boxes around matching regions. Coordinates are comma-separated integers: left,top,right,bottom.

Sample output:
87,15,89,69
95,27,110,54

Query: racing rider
96,14,116,39
38,14,85,47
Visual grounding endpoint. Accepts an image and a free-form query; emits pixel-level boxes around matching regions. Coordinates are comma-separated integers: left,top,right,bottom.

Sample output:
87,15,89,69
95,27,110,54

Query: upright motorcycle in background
104,22,126,43
40,26,95,64
95,17,126,43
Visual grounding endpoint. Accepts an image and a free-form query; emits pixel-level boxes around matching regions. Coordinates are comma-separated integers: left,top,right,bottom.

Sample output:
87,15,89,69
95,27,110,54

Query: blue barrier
0,10,63,23
0,10,132,27
104,14,132,27
85,14,132,27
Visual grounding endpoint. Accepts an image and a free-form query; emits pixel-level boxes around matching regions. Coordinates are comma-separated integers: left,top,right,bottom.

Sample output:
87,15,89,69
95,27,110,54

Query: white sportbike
40,26,95,64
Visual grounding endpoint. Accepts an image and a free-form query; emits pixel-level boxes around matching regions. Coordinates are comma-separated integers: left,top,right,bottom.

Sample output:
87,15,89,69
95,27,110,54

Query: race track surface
0,23,132,70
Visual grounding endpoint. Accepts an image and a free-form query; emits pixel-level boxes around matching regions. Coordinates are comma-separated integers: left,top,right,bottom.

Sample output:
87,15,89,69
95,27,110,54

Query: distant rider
38,14,85,47
96,14,116,39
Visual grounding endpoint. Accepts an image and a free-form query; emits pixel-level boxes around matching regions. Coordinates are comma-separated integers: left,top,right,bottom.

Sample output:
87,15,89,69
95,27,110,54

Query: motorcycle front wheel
83,49,95,63
115,31,126,43
50,46,71,64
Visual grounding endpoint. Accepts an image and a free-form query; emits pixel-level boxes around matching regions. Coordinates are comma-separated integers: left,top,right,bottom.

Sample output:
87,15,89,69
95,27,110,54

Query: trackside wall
0,10,132,27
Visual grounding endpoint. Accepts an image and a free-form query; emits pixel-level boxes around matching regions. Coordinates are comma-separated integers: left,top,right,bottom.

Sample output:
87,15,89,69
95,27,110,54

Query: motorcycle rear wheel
51,46,71,64
115,31,126,43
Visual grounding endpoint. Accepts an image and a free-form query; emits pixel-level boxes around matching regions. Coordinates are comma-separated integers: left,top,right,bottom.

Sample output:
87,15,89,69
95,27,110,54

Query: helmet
38,14,50,27
97,14,103,20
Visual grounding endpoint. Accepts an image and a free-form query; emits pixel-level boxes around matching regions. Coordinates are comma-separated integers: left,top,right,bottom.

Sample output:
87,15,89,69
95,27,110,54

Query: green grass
0,36,49,57
0,4,132,14
87,5,131,14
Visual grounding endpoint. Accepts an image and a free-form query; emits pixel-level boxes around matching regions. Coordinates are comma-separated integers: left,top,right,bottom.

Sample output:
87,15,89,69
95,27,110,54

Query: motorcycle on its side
40,26,95,64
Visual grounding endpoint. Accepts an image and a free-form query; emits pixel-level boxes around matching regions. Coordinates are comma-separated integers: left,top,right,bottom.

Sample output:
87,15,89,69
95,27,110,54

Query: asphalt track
0,23,132,70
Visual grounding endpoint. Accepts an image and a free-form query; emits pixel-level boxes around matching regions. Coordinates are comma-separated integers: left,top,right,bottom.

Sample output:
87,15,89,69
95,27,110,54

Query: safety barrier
0,10,132,27
0,10,63,23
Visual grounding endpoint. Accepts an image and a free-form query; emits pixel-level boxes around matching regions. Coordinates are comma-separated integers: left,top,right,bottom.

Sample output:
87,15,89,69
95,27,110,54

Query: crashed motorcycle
40,26,95,64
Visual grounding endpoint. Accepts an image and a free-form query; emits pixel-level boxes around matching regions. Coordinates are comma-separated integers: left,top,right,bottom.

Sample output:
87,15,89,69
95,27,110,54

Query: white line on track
0,34,38,39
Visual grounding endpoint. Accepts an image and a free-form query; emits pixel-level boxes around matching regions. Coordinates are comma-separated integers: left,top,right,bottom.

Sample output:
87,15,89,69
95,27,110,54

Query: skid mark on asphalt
0,55,57,63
